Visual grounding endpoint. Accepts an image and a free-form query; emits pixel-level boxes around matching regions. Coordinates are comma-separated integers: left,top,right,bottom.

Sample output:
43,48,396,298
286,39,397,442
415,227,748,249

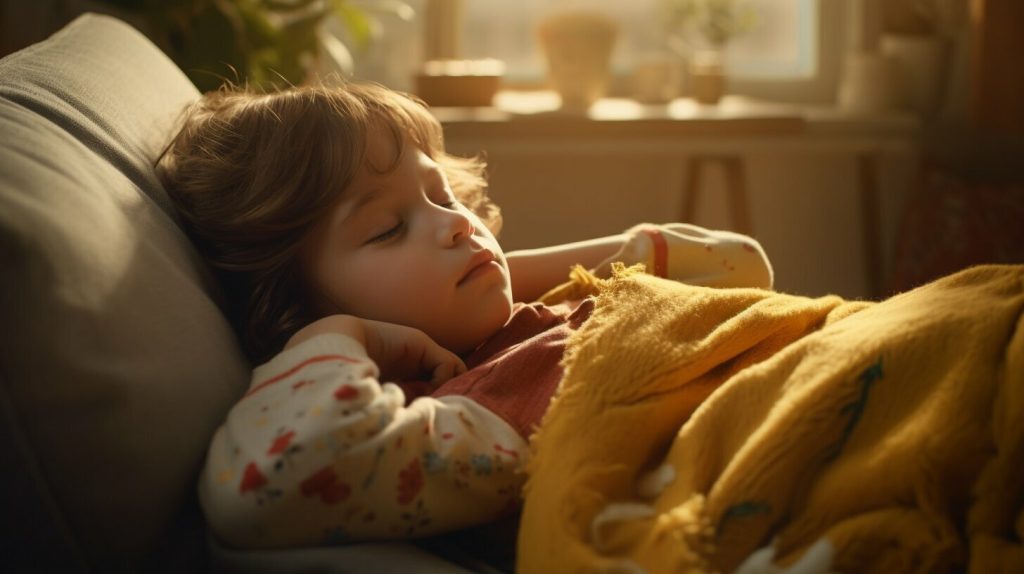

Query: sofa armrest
0,13,250,570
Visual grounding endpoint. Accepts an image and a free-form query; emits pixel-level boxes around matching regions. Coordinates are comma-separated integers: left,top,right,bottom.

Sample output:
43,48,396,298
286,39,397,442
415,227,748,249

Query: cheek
383,257,448,298
310,251,376,314
342,253,447,313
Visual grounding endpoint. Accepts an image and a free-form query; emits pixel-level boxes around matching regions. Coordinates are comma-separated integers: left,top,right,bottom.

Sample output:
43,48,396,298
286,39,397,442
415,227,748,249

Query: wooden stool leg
681,156,703,223
724,157,752,235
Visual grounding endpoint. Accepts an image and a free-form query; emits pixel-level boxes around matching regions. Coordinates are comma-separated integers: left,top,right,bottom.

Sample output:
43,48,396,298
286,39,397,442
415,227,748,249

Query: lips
458,250,497,286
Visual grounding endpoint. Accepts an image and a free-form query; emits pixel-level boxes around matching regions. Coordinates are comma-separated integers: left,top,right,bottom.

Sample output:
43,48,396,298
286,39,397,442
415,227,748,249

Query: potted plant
95,0,374,92
662,0,756,104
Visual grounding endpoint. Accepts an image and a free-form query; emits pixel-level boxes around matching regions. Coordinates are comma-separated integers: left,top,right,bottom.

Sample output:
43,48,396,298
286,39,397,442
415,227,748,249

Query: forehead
327,135,439,219
359,128,439,181
358,124,439,173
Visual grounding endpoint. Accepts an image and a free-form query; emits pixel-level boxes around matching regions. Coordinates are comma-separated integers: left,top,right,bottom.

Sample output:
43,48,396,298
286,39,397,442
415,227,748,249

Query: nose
438,206,475,247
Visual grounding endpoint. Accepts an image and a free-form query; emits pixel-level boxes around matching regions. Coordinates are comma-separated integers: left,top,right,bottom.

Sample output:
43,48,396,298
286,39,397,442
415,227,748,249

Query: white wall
445,118,919,301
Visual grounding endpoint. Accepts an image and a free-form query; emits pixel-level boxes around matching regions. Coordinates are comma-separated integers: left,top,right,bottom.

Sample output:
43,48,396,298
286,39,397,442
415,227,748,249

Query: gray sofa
0,13,490,573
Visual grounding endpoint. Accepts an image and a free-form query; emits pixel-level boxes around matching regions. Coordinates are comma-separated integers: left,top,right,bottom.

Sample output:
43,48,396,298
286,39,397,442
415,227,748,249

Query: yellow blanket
519,265,1024,573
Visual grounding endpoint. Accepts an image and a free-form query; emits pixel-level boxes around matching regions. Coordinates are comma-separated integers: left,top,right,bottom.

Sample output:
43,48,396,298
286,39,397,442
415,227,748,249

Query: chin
447,302,513,355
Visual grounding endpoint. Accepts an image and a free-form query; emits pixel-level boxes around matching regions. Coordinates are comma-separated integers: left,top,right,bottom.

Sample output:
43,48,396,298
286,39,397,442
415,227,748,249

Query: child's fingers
430,357,467,385
428,360,464,382
411,330,465,378
361,319,467,383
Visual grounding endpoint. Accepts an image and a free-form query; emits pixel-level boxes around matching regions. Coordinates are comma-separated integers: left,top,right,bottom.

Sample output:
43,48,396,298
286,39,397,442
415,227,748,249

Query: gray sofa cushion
0,13,249,570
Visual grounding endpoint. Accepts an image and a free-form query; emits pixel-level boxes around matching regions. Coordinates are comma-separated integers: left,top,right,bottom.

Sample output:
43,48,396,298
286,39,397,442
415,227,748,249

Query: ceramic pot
689,50,725,105
537,10,618,111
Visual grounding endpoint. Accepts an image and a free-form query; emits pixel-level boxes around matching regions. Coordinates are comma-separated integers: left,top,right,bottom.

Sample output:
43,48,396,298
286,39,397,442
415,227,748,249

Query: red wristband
639,227,669,278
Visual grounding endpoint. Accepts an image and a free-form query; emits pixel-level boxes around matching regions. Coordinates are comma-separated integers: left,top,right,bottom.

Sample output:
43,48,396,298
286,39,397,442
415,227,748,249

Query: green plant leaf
664,0,755,48
235,0,281,48
91,0,374,91
259,0,320,11
328,0,373,49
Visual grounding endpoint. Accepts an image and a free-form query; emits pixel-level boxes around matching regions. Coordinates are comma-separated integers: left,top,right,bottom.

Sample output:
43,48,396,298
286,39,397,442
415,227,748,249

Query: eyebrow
337,187,384,226
420,164,450,194
334,160,445,227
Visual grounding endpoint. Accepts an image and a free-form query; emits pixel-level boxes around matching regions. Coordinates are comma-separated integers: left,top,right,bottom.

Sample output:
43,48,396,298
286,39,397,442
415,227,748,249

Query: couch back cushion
0,13,249,569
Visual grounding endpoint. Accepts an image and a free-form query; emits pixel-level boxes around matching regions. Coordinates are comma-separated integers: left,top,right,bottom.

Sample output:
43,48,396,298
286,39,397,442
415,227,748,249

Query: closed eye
366,221,404,244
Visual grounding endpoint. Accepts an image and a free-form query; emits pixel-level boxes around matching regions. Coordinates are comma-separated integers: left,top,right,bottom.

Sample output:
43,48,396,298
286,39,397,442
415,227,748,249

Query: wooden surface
432,92,807,140
970,0,1024,137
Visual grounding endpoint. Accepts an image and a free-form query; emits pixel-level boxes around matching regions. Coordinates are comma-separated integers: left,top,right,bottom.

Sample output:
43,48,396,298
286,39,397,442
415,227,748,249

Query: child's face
304,134,513,355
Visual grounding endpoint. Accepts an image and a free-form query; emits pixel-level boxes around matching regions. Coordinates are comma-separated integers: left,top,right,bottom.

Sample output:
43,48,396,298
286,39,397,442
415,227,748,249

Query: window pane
726,0,817,78
460,0,548,81
460,0,817,82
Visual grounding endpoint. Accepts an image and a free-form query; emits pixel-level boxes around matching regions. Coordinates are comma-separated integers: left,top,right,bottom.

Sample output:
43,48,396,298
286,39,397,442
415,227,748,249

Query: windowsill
430,90,921,141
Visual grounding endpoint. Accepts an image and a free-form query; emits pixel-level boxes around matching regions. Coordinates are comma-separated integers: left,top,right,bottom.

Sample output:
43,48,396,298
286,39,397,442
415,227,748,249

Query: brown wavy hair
157,82,501,364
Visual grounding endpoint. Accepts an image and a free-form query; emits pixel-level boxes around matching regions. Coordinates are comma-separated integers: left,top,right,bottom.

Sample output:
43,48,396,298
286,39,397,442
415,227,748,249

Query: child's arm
505,233,629,303
595,223,775,290
504,223,774,303
199,318,527,548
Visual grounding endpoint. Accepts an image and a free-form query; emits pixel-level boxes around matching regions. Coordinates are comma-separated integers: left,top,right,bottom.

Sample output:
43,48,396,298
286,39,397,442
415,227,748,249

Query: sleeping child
157,82,774,548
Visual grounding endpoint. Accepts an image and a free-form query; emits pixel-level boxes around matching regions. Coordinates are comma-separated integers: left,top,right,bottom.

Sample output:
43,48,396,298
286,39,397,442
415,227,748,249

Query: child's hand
284,315,467,384
359,318,468,384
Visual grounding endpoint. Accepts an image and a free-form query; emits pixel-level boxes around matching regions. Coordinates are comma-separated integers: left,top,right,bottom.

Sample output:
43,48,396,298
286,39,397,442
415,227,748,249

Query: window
723,0,817,79
454,0,839,103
